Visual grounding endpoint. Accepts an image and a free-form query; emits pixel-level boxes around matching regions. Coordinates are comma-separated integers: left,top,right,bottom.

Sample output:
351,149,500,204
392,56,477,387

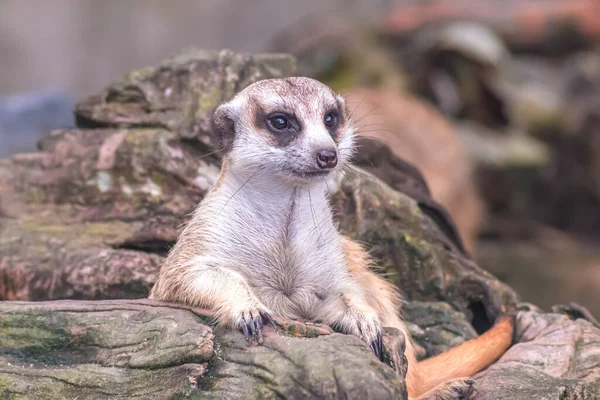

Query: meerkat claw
241,311,269,345
369,332,384,361
241,315,251,343
248,313,258,337
252,311,265,344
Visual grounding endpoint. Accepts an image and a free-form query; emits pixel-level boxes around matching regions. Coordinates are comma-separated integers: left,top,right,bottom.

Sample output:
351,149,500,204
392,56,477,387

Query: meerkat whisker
196,149,223,159
307,188,324,243
347,94,368,122
356,130,398,138
352,107,384,126
338,169,364,193
219,170,258,215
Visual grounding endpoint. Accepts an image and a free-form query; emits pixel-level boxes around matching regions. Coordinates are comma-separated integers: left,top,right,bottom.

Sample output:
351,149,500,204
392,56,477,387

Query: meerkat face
211,77,355,185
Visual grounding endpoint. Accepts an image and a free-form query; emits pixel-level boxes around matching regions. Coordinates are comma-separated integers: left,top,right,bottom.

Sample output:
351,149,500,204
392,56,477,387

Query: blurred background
1,0,599,316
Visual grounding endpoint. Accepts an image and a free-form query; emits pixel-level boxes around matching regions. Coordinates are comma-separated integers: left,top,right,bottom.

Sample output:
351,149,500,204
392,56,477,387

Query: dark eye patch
253,107,302,148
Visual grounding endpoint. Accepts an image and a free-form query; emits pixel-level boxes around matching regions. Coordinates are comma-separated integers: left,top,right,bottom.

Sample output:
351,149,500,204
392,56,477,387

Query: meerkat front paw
338,309,384,360
218,298,272,345
231,300,271,344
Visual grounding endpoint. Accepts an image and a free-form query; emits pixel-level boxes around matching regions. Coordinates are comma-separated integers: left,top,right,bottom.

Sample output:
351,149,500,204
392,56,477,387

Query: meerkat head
211,77,355,185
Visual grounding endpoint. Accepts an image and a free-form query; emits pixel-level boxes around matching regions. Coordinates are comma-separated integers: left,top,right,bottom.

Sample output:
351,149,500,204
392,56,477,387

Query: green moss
28,383,73,400
123,129,160,145
195,87,223,120
19,220,132,243
120,67,155,86
0,375,18,398
25,187,46,205
169,387,197,399
398,234,429,260
0,313,69,362
319,56,356,93
280,323,321,339
150,172,166,187
19,222,70,234
84,222,123,236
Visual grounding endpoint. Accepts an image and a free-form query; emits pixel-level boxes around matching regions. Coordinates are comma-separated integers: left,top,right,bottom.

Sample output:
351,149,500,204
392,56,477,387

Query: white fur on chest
200,172,348,319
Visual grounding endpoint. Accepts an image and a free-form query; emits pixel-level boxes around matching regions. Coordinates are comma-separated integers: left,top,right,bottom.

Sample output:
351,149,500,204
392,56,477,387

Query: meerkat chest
250,209,345,285
225,193,348,318
255,222,346,319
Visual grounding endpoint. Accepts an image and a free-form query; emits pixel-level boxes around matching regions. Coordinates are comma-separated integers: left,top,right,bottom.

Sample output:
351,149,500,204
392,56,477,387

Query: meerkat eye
272,117,288,129
324,112,338,128
266,114,295,133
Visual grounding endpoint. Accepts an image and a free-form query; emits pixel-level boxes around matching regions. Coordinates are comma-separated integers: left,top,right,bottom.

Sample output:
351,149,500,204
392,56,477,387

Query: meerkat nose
316,149,338,169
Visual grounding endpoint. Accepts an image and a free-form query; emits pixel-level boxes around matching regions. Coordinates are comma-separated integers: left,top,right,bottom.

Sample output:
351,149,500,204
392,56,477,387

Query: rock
268,15,408,93
381,0,600,56
393,21,585,139
0,299,407,400
0,300,214,399
474,312,600,399
74,48,296,143
343,88,484,257
1,300,598,399
0,128,210,301
0,90,75,158
430,22,511,68
473,96,600,242
477,226,600,318
551,303,600,329
351,137,471,259
330,167,516,327
535,100,600,238
457,122,551,169
456,50,600,260
0,49,292,302
1,244,161,301
500,56,573,139
403,301,477,358
398,21,513,128
0,49,515,327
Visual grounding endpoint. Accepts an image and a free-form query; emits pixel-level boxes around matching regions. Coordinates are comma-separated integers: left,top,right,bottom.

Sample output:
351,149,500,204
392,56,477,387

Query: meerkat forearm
190,266,269,325
151,260,271,341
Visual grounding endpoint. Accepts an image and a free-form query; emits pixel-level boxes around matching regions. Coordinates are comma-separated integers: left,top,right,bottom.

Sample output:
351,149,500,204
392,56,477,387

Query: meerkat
149,77,515,399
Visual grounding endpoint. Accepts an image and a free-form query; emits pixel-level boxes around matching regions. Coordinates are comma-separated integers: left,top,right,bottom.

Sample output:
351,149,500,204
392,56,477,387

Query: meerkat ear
211,103,236,153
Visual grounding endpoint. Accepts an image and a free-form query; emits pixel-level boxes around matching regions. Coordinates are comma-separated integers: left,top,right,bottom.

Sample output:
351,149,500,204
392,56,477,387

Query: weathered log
0,299,407,399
